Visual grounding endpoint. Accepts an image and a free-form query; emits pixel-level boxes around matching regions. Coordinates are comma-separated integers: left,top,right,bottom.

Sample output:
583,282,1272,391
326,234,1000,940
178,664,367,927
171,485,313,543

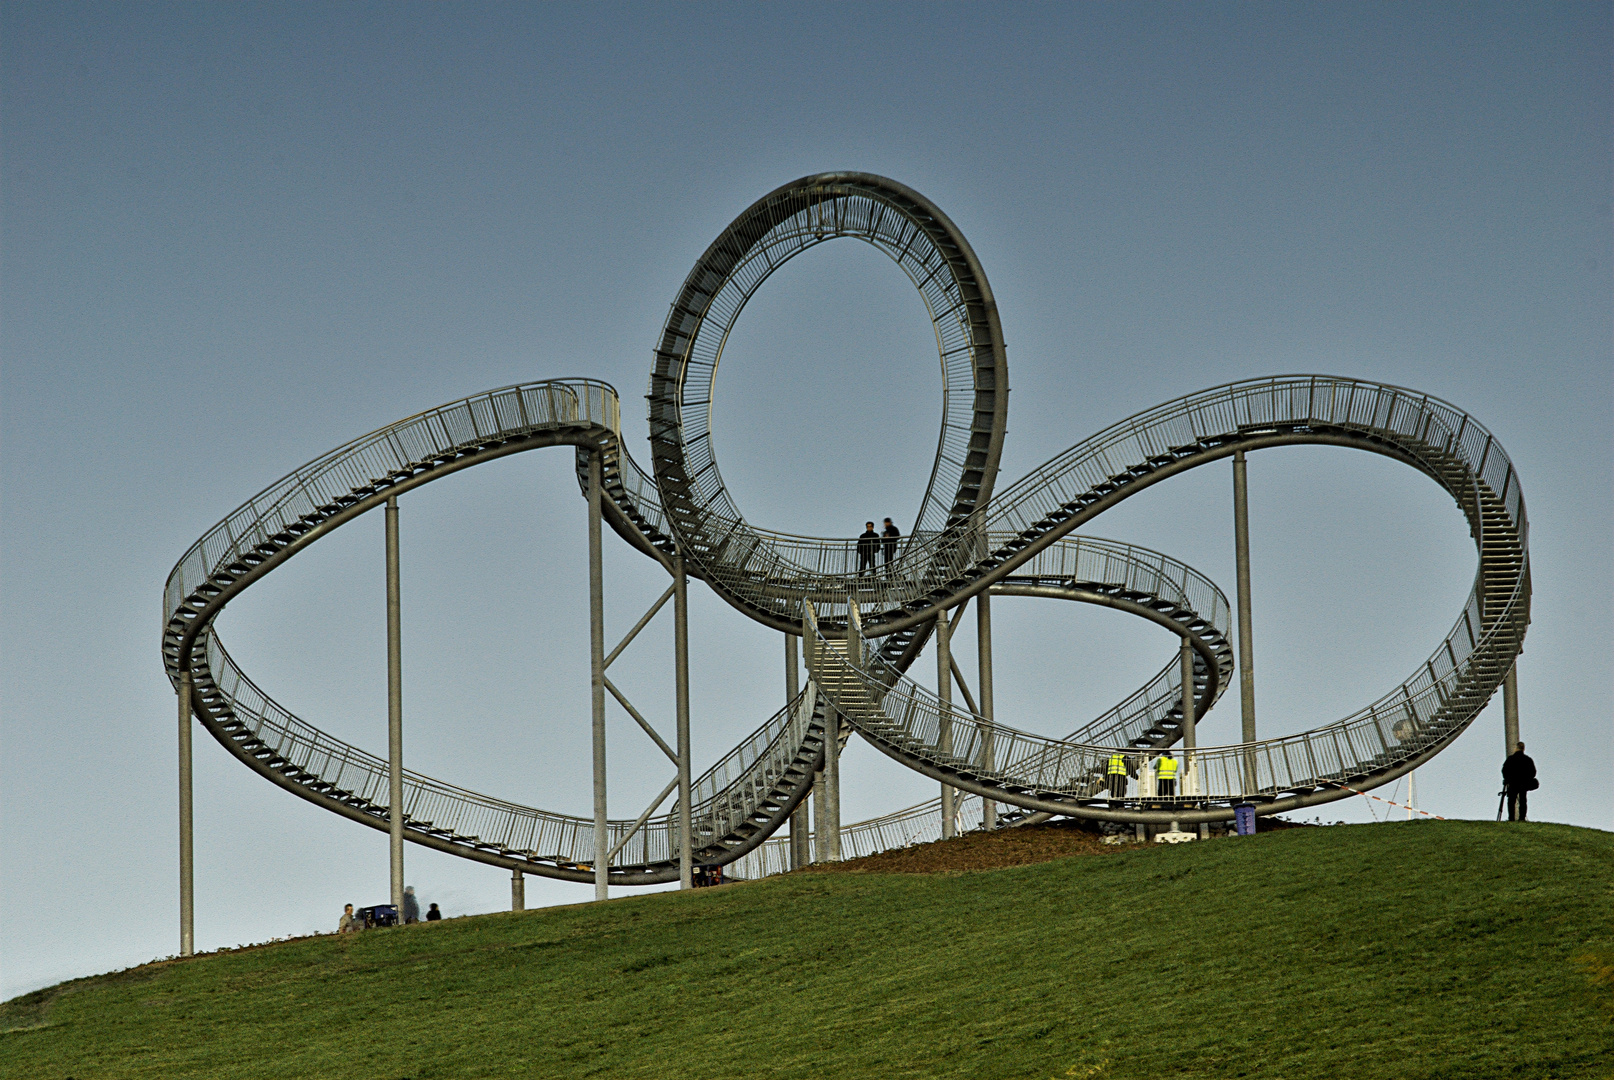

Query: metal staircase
163,168,1529,882
800,377,1529,825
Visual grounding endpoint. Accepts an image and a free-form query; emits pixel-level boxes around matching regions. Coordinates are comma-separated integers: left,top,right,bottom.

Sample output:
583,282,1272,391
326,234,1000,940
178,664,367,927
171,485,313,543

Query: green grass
4,821,1611,1079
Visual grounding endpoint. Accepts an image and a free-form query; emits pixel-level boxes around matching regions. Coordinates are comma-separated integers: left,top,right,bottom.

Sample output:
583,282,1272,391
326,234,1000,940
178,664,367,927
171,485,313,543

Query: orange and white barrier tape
1339,783,1446,820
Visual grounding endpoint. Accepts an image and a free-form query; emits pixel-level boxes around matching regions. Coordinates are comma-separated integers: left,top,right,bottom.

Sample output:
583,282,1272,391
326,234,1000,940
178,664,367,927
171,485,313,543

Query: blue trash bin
1234,804,1256,836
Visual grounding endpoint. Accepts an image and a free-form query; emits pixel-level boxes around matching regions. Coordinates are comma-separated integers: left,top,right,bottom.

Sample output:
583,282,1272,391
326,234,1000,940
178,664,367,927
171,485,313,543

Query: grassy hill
3,820,1610,1079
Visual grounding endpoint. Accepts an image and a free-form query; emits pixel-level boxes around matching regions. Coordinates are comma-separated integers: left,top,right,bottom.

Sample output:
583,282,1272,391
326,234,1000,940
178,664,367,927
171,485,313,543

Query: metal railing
164,369,1528,878
856,533,1235,749
806,548,1525,810
165,379,621,638
161,377,835,874
624,376,1528,635
199,628,819,871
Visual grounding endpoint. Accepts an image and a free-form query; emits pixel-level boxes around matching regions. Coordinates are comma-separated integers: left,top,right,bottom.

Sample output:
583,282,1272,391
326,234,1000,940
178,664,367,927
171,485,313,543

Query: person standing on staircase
857,522,880,576
1106,751,1130,800
1155,751,1179,799
882,518,901,570
1502,742,1536,821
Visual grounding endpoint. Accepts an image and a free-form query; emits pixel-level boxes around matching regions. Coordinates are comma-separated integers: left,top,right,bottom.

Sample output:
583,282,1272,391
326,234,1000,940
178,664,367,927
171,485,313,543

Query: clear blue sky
3,2,1609,998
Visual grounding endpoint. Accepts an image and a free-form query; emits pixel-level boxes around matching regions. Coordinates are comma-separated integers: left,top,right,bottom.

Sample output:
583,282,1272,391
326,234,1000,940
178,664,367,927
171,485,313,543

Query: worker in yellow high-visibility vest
1106,752,1130,799
1155,750,1180,799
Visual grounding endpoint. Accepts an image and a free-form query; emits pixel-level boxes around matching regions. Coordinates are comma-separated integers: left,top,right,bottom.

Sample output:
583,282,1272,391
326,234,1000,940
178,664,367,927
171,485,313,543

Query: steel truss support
937,606,955,839
1181,637,1207,839
822,602,851,862
603,679,679,764
674,557,692,890
811,769,827,862
977,592,997,830
804,611,828,863
590,544,694,889
178,670,194,957
785,633,809,869
587,452,608,901
1503,663,1520,752
607,774,680,863
385,495,405,920
1233,449,1258,791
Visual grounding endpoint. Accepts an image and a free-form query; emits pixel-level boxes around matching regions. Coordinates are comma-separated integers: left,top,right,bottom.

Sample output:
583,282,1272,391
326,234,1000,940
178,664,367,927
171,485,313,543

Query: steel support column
804,615,828,863
976,593,996,831
823,708,841,861
785,633,808,869
1181,637,1206,839
178,670,194,957
1503,663,1520,752
385,495,405,919
1181,639,1194,833
674,556,693,891
1233,450,1258,790
587,451,608,901
936,608,955,839
511,869,525,911
823,605,851,863
812,769,827,862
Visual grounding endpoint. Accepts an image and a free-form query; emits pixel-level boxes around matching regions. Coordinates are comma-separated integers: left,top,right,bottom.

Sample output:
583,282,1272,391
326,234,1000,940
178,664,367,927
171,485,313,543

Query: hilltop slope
3,821,1610,1079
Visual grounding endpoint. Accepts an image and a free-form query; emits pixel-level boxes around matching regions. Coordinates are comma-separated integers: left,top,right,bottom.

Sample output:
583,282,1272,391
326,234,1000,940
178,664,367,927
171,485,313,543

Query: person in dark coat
881,518,901,569
1502,742,1536,821
425,903,442,922
856,522,879,576
402,885,420,924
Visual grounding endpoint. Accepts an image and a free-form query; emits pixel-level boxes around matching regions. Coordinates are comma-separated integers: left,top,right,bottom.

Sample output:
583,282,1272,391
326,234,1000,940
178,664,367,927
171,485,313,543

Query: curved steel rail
802,376,1529,825
165,400,1228,881
647,172,1010,632
162,380,833,883
163,172,1528,887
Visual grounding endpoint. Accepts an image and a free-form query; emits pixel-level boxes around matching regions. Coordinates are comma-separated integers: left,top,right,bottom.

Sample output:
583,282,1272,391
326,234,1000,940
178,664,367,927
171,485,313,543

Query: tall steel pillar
822,606,850,863
936,607,955,839
177,669,194,957
804,616,828,863
587,451,609,901
976,593,997,831
825,712,841,862
511,869,526,911
811,768,827,862
673,556,693,891
385,495,405,919
1181,638,1206,839
1232,448,1258,791
1503,664,1520,752
785,633,809,869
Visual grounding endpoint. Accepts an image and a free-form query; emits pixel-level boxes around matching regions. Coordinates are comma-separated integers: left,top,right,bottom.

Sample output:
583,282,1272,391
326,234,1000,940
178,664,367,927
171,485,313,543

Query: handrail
806,547,1525,814
164,379,620,641
162,169,1529,876
163,370,1527,872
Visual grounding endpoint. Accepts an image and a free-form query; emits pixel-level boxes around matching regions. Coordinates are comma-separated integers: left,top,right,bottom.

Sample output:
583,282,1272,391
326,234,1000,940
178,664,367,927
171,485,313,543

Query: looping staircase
799,377,1528,824
163,372,1527,876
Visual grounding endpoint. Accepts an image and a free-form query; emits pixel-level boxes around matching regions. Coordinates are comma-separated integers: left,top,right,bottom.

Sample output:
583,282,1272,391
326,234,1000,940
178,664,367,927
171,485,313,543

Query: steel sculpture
163,173,1529,950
